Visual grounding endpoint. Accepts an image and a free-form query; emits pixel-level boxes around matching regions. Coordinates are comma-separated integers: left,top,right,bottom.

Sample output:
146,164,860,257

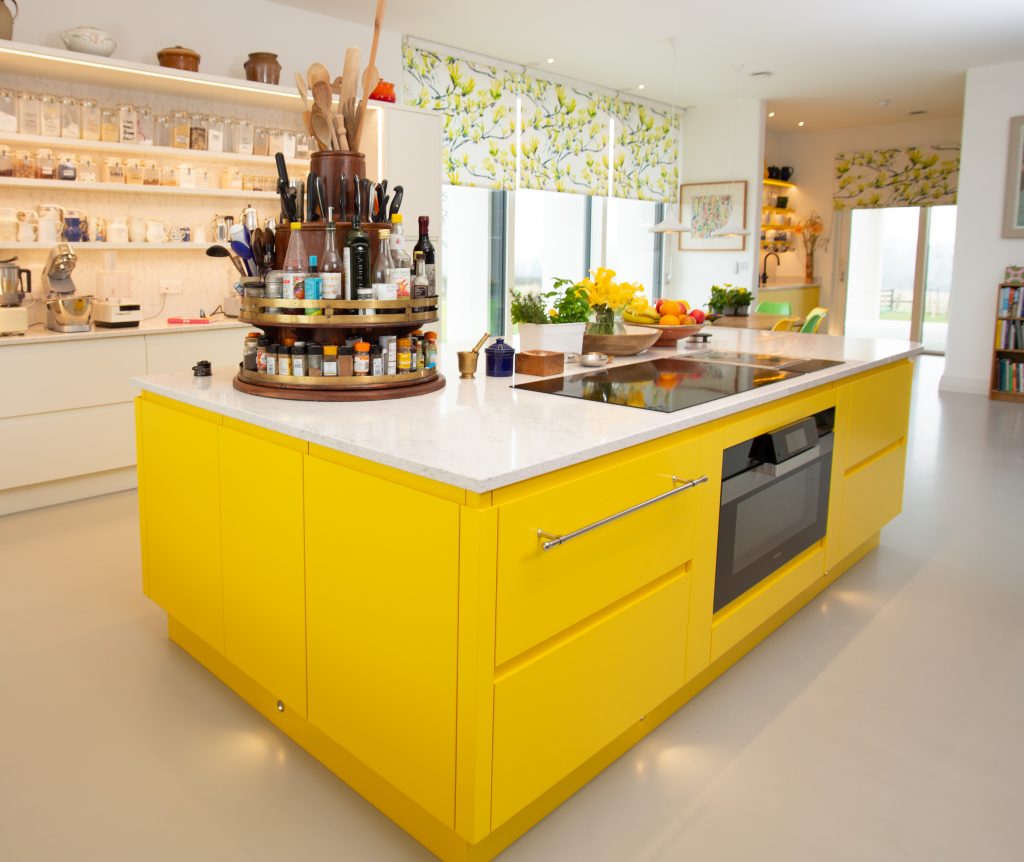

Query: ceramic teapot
63,213,89,243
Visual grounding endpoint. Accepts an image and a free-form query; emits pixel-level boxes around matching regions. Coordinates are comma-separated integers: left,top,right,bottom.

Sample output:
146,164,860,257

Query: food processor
44,243,92,333
0,257,32,336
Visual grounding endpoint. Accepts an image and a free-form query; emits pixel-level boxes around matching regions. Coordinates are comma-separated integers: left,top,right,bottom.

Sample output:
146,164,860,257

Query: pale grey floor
1,356,1022,861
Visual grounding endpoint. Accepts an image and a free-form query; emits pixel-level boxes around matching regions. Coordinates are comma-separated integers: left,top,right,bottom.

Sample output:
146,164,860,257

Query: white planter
516,322,586,355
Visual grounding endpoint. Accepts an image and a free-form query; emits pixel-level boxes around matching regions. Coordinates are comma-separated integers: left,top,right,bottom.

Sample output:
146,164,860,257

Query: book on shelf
996,318,1024,350
998,284,1024,317
994,358,1024,393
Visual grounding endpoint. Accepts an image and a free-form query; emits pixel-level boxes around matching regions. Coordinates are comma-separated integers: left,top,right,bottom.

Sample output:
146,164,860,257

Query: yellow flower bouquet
580,267,643,335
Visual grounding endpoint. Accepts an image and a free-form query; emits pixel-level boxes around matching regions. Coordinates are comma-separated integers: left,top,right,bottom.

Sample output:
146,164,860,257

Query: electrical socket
160,280,182,295
735,261,750,273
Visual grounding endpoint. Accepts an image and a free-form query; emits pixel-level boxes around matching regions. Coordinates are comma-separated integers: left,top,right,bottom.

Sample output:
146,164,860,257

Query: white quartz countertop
133,328,921,494
0,317,249,346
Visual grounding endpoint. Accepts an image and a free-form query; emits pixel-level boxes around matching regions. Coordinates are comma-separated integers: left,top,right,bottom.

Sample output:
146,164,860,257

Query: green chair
754,300,791,315
800,307,829,333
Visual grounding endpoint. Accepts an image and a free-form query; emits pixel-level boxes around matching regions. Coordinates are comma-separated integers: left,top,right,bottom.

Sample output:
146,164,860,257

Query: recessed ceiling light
909,109,927,115
750,71,772,77
798,121,805,127
878,99,891,109
768,111,775,118
546,57,555,64
637,84,645,90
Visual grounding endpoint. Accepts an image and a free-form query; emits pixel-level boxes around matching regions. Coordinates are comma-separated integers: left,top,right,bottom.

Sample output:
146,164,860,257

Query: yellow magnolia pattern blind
833,145,960,209
402,38,678,202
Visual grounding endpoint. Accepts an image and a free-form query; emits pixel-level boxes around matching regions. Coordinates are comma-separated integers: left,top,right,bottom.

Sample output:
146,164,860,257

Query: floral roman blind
833,145,960,209
401,37,679,203
610,98,680,202
402,41,519,190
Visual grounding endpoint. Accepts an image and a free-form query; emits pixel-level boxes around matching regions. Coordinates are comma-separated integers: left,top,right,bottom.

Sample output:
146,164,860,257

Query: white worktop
0,317,249,347
133,329,921,493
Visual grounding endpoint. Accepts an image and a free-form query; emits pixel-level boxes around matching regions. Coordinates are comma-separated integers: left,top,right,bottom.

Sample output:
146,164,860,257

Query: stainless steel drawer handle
536,475,708,551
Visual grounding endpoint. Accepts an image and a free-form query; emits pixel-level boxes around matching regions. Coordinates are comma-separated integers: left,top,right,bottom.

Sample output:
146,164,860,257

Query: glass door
921,205,956,353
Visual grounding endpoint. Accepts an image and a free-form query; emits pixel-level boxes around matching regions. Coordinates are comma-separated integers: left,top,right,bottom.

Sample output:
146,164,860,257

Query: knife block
309,150,367,222
274,221,393,273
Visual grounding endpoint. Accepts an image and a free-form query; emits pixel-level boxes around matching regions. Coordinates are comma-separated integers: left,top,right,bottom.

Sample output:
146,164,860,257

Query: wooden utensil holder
309,150,367,221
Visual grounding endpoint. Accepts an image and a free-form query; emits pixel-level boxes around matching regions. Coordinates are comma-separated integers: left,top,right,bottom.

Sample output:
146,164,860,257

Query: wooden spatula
355,0,386,150
311,80,338,149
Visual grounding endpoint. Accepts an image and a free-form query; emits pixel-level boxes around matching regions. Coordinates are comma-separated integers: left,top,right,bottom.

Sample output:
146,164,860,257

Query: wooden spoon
311,80,338,148
309,104,334,152
342,96,359,151
307,62,330,90
340,47,361,108
355,0,386,150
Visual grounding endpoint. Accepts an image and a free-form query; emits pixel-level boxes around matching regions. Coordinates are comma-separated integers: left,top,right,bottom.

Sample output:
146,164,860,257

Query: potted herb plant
708,285,730,315
510,278,590,354
726,287,753,316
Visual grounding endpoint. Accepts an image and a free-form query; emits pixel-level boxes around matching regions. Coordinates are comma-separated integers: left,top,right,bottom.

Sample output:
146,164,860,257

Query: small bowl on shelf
626,321,707,347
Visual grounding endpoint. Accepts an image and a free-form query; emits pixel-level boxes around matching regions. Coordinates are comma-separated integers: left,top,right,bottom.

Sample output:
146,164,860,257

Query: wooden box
515,350,564,377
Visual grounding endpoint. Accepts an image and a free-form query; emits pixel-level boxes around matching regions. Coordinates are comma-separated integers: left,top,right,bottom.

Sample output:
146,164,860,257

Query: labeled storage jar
17,92,40,135
60,97,81,138
39,95,61,137
117,103,137,143
81,100,100,140
0,89,16,133
100,107,118,142
189,113,207,150
172,111,190,148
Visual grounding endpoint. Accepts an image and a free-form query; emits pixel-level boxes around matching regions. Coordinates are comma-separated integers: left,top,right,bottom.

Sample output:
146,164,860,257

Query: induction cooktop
512,351,844,414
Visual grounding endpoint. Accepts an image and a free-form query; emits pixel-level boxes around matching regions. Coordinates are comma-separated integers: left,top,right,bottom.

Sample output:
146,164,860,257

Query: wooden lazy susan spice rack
234,294,444,401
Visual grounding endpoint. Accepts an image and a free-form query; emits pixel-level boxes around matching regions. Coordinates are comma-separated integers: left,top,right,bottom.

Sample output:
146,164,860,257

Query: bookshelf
991,282,1024,401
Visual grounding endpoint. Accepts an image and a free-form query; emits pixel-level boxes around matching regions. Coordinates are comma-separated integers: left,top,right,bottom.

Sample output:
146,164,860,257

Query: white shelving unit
0,241,212,251
0,176,277,199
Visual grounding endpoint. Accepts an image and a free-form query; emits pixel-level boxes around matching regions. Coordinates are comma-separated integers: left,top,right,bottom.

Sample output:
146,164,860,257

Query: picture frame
1004,116,1024,239
677,180,748,252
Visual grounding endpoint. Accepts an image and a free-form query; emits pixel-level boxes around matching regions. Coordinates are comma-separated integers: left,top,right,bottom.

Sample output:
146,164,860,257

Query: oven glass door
715,438,833,612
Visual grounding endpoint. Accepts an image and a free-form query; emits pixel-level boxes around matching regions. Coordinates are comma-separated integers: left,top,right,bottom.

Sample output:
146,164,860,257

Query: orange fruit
660,314,680,325
680,314,695,325
660,300,681,317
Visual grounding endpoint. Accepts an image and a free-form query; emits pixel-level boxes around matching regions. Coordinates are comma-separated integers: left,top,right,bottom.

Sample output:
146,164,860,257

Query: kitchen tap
761,252,780,285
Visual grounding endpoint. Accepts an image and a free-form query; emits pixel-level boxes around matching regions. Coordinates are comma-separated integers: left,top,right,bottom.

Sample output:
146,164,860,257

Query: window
605,199,664,298
513,189,590,293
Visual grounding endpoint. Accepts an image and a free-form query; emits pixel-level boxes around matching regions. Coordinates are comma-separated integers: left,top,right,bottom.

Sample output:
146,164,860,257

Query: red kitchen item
369,80,396,103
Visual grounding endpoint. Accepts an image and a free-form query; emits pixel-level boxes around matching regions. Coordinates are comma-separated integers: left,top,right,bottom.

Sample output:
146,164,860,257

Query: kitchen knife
388,185,403,219
362,178,373,223
306,172,317,222
353,174,362,223
374,183,385,221
315,174,326,223
339,173,347,221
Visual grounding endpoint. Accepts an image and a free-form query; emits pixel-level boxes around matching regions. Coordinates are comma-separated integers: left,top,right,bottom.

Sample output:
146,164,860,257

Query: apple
689,308,706,324
655,298,666,314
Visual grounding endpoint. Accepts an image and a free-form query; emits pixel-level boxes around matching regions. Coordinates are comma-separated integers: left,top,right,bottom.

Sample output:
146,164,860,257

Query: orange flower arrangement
795,211,829,256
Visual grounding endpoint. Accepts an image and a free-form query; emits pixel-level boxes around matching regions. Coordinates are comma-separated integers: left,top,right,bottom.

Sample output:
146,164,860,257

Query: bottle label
323,359,338,376
398,352,412,372
343,248,351,298
391,267,411,299
267,355,277,375
354,354,369,374
425,263,436,295
322,272,342,299
279,356,291,376
372,355,383,375
293,357,305,376
374,282,397,301
282,272,306,300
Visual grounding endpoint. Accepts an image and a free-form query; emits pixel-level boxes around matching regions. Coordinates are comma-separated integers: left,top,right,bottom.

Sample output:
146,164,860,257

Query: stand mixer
0,257,32,336
44,243,92,333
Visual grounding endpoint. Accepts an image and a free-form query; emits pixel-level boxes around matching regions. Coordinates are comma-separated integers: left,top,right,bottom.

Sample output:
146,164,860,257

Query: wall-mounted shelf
763,179,796,189
762,206,795,215
0,241,212,251
760,224,792,232
0,132,304,169
0,40,301,111
0,177,277,199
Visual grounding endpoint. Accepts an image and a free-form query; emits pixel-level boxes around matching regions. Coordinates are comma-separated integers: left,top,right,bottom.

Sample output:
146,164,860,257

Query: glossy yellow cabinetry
135,360,913,862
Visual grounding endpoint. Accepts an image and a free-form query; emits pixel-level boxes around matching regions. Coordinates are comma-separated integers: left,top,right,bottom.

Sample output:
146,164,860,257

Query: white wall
942,59,1024,394
9,0,402,87
766,115,964,324
664,99,764,311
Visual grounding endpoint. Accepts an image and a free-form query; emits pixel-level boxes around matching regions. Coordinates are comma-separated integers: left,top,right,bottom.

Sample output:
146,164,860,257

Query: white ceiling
275,0,1024,130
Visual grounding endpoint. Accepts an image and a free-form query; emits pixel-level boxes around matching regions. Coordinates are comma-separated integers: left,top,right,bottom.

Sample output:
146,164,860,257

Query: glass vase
586,306,626,335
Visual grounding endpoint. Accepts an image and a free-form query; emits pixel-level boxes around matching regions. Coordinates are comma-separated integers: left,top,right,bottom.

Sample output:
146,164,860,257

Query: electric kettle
0,258,31,307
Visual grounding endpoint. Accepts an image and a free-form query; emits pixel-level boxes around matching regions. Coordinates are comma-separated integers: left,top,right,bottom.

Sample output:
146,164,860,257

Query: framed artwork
1004,116,1024,239
677,180,748,252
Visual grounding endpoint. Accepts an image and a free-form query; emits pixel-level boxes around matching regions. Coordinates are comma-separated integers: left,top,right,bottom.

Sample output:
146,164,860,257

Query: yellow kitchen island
133,328,918,861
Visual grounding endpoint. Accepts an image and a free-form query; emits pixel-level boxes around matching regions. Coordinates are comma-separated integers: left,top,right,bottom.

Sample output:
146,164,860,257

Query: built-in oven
714,408,835,612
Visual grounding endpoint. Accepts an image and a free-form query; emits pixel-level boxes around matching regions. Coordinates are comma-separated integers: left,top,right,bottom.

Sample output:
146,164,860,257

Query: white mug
38,216,60,244
107,219,129,244
192,225,207,244
129,216,145,243
146,220,168,243
17,220,37,242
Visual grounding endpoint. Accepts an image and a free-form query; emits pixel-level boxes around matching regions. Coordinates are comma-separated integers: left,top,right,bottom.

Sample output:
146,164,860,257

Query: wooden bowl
581,326,660,356
627,322,707,347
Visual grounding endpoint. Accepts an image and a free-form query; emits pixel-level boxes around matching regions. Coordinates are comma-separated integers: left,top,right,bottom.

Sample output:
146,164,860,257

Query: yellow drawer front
491,571,690,828
844,362,912,469
840,442,906,561
219,426,307,716
138,399,224,651
495,440,711,664
304,454,460,828
711,544,825,662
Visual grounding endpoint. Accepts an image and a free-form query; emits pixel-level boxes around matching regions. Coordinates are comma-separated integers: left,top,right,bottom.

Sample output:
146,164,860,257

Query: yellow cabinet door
304,453,460,827
843,361,912,471
840,442,907,561
219,423,307,716
491,571,690,828
137,398,223,651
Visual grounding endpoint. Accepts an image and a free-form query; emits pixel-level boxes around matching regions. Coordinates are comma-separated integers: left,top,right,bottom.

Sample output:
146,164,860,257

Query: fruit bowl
626,321,707,347
581,325,660,356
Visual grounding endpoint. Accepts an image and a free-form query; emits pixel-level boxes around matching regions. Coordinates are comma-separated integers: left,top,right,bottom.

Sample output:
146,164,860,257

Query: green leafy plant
726,287,753,309
547,277,590,323
510,288,549,325
708,285,731,313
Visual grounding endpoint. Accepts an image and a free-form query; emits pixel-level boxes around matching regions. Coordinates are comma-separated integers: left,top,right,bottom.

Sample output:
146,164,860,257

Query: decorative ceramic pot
517,322,586,355
61,26,116,56
157,45,200,72
244,52,281,84
1,1,17,41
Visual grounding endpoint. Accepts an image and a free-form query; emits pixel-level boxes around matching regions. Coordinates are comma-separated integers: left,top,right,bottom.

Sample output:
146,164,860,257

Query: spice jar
425,332,438,369
207,116,225,152
189,114,208,150
292,343,307,376
13,150,34,178
338,345,354,377
0,89,16,132
117,103,137,143
39,95,61,137
323,345,338,377
256,337,269,373
36,149,56,180
172,111,190,148
242,332,260,371
397,337,412,373
307,344,323,377
17,92,40,135
100,107,118,142
60,97,81,138
159,165,177,186
143,160,159,186
78,156,97,183
103,157,125,184
266,344,279,375
353,340,370,376
57,152,77,181
124,158,144,185
0,146,12,177
81,100,100,140
277,345,292,376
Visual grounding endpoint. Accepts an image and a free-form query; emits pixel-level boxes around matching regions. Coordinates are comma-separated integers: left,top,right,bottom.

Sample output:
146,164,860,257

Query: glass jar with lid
60,98,81,138
207,116,225,152
0,89,17,133
171,111,189,148
235,119,254,155
78,156,97,183
80,100,100,140
136,107,154,146
160,164,177,187
189,114,208,150
295,131,310,160
117,103,137,143
102,157,125,184
100,107,118,142
222,118,238,153
143,160,159,186
17,92,40,135
152,114,171,148
124,158,143,185
39,95,61,137
267,128,284,154
13,150,34,178
36,148,56,180
253,125,269,156
0,145,12,177
57,152,78,181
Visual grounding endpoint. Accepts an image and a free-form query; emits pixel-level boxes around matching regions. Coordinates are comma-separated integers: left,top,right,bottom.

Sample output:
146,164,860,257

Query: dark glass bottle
412,215,436,296
345,179,371,306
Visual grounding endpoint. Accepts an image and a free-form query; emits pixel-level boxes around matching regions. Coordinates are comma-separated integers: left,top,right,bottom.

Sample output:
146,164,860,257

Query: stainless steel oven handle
537,475,708,551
